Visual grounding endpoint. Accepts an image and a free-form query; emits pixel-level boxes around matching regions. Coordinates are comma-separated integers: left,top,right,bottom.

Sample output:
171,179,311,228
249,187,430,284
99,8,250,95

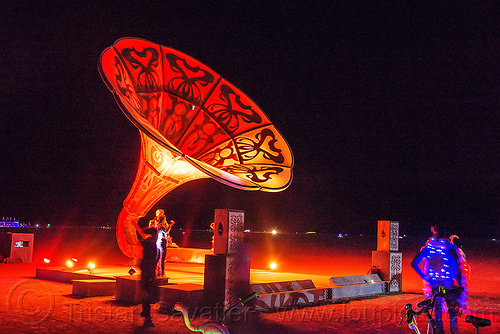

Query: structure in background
99,37,294,259
0,232,34,263
372,220,403,292
0,217,21,228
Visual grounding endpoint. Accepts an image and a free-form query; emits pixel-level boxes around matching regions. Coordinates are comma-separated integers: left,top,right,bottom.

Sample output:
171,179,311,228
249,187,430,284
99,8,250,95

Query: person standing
157,219,175,277
139,226,159,327
412,236,462,334
150,209,174,277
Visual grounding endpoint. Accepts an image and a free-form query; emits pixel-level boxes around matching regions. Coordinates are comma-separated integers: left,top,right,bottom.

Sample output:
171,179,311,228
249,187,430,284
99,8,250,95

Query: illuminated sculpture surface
99,37,293,258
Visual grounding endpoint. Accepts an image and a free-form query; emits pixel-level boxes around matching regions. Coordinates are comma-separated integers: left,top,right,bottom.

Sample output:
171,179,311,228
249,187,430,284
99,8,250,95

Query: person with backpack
412,233,462,334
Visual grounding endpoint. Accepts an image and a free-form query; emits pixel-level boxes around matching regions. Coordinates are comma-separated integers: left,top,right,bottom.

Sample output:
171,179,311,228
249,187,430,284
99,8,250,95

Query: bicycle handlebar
399,286,464,329
416,286,464,315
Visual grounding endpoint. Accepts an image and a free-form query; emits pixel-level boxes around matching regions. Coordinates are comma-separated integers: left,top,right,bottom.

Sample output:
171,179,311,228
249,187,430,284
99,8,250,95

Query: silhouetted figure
139,227,158,328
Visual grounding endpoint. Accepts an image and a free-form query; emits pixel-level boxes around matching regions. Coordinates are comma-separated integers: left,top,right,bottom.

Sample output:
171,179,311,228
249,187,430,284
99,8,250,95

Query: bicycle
399,286,464,334
175,291,258,334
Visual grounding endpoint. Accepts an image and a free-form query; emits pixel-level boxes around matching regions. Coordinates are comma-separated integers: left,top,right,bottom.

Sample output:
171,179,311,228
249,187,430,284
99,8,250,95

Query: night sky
1,2,498,238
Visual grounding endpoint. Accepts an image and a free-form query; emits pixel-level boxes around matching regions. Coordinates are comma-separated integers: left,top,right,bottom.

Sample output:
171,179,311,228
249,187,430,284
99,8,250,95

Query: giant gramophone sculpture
99,38,293,259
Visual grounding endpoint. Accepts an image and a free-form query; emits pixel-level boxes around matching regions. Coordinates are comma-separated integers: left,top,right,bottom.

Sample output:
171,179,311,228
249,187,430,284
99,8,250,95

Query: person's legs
141,271,156,327
446,293,459,334
155,246,162,275
141,302,151,318
432,286,445,334
160,239,167,276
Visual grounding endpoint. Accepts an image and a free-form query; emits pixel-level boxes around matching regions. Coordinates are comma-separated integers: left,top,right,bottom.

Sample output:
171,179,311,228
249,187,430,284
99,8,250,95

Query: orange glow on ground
26,228,500,298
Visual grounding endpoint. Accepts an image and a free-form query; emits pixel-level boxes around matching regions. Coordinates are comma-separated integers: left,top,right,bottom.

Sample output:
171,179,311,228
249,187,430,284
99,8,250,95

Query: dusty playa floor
0,263,498,333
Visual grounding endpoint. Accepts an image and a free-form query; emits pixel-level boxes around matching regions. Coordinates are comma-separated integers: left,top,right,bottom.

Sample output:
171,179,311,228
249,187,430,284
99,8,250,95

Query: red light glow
86,262,95,274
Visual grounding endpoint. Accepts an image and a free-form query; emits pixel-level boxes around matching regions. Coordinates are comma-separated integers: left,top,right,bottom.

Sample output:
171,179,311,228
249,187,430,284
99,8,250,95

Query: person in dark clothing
139,227,158,328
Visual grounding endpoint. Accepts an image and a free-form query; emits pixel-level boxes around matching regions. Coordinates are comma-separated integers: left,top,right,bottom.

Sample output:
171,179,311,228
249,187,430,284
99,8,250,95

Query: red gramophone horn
99,37,293,258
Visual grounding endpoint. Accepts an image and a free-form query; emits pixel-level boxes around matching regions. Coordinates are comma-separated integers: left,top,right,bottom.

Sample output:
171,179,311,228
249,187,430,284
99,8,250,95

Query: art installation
99,37,294,258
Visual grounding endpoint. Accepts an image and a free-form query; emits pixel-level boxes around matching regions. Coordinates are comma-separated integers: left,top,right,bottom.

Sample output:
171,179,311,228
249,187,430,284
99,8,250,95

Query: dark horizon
1,3,498,239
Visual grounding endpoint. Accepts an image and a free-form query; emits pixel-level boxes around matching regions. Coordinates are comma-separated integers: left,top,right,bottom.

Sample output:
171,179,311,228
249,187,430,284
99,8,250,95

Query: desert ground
0,229,498,333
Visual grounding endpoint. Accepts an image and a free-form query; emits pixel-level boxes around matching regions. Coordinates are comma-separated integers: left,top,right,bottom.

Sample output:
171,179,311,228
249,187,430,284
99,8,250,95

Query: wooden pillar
204,209,250,310
372,220,402,292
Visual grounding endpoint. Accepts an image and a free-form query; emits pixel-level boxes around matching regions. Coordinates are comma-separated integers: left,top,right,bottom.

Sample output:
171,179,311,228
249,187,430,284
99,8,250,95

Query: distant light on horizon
43,258,50,264
271,230,277,235
270,262,277,270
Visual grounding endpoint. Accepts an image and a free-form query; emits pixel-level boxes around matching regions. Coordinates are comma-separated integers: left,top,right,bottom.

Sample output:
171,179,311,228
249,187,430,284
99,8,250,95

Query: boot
143,316,155,327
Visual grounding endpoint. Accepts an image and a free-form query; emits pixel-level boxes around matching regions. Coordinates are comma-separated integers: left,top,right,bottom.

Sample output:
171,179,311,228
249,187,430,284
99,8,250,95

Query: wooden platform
35,252,389,310
36,267,115,284
330,274,387,299
72,279,116,297
165,247,212,263
158,283,204,312
115,275,169,304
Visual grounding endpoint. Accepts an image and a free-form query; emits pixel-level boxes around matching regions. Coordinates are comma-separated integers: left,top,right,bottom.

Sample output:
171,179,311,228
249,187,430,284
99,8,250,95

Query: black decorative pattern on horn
236,128,284,163
165,53,215,104
113,56,140,109
121,47,160,90
198,140,239,168
179,112,226,157
206,84,263,134
137,93,161,127
223,165,284,183
158,95,198,145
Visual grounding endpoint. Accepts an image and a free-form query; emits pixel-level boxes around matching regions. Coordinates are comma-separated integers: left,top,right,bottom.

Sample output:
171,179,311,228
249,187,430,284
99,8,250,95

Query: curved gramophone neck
117,133,209,259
